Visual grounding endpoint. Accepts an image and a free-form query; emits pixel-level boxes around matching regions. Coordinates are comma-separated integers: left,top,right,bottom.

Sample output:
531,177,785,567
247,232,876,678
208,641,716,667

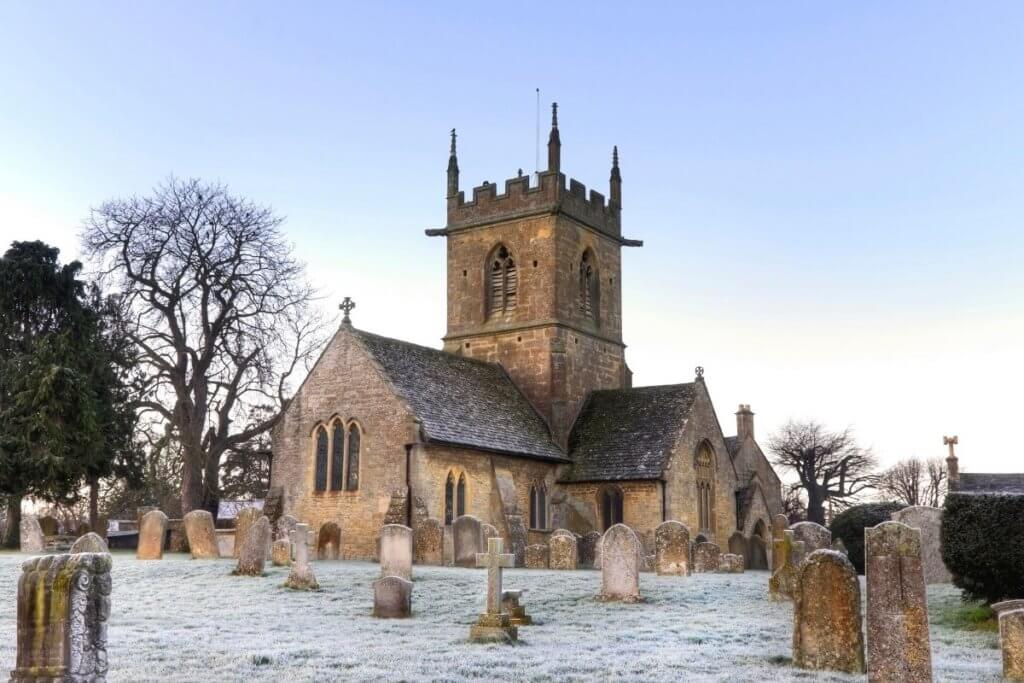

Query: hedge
942,493,1024,604
828,501,903,574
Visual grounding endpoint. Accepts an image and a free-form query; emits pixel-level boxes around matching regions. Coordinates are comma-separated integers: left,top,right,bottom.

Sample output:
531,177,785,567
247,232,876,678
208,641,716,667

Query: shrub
828,501,903,574
942,493,1024,604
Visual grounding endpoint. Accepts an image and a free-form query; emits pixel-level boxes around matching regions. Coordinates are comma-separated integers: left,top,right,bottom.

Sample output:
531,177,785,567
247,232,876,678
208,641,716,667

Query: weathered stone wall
560,480,662,550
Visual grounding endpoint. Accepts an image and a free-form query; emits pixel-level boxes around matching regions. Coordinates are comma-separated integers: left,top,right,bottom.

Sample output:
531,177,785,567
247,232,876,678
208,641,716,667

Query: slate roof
354,329,567,462
561,383,698,482
724,436,741,460
956,473,1024,495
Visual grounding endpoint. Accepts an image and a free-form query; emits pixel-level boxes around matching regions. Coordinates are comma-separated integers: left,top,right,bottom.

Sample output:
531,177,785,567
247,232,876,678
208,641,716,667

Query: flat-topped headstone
19,516,45,553
549,531,579,570
769,530,806,601
502,589,532,626
380,524,414,580
579,531,601,569
692,542,722,573
994,601,1024,680
790,521,831,554
373,576,413,618
233,507,261,559
793,549,865,674
271,539,291,566
655,521,690,576
892,505,951,584
317,521,341,560
600,524,641,602
866,521,932,682
234,516,270,576
183,509,219,559
414,517,443,565
11,552,111,683
525,543,549,568
720,553,745,573
469,537,517,643
453,515,484,568
137,509,168,560
70,532,108,554
285,523,318,590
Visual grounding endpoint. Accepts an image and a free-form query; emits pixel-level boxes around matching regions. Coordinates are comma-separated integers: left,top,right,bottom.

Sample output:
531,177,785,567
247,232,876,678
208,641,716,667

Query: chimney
736,404,754,441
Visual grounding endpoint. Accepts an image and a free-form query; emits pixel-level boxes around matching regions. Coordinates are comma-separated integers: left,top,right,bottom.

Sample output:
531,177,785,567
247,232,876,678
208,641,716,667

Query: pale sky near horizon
1,3,1021,475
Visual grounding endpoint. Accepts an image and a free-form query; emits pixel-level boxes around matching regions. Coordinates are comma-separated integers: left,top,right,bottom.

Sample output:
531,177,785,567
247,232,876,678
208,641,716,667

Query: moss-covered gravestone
769,530,805,602
792,549,865,674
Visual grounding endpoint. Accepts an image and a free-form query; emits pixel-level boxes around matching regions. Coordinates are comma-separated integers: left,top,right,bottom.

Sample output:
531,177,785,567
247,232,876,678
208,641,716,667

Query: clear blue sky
2,3,1021,473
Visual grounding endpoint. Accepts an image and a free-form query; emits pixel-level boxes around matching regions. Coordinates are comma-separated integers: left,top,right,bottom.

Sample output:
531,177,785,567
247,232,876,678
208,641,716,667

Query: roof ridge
591,382,696,395
352,327,504,371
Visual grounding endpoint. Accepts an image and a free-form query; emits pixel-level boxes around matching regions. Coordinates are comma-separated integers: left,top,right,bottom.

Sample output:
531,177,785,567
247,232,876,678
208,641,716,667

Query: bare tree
82,178,328,515
875,457,948,508
768,420,877,525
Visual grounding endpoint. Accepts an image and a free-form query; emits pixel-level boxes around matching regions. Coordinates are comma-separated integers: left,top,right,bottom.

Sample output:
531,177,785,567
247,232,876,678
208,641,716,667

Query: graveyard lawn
0,553,1002,681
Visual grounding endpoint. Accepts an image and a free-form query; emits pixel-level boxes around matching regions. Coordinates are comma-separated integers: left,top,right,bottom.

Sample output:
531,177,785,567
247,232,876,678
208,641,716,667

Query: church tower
427,105,643,447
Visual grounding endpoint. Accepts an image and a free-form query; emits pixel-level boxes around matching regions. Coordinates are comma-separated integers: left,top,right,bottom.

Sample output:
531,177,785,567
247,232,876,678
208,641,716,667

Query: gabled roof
561,383,698,482
724,436,741,460
353,328,567,462
956,472,1024,496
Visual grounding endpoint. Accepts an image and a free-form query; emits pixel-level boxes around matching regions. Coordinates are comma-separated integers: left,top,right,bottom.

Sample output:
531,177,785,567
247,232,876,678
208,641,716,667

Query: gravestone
892,505,951,584
600,524,641,602
654,520,690,576
469,537,517,643
275,513,298,542
505,514,528,567
790,521,831,554
502,589,532,626
317,521,341,560
183,510,219,559
11,553,111,683
831,537,848,556
137,509,168,560
549,532,579,570
792,549,865,674
380,524,413,580
234,516,270,576
70,532,108,554
284,523,318,590
771,513,789,571
453,515,484,568
233,507,262,559
481,523,500,544
19,516,45,553
414,517,443,565
692,542,722,573
865,521,933,682
579,531,601,569
720,553,745,573
994,601,1024,681
373,575,413,618
525,543,549,568
728,531,747,561
271,539,291,566
263,486,285,530
38,515,59,536
769,530,806,601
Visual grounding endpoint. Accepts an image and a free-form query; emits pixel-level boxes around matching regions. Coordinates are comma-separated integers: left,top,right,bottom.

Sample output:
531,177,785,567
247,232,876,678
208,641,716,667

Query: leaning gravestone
70,532,108,554
866,521,932,682
11,553,111,683
793,549,865,674
284,523,318,590
373,575,413,618
234,516,270,576
414,517,443,565
233,507,262,559
19,516,45,553
892,505,951,584
525,543,549,568
655,520,690,575
183,509,219,559
453,515,484,568
692,542,722,573
549,532,579,570
994,600,1024,681
137,509,169,560
790,521,831,554
579,531,601,569
600,524,641,602
380,524,414,580
769,530,805,601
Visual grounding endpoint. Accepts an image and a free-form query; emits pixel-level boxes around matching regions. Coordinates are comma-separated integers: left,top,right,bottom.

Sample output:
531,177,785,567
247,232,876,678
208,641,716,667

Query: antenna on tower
534,88,541,182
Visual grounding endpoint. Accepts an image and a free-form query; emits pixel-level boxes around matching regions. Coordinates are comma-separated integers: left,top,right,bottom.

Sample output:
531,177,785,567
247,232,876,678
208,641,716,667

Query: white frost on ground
0,552,1002,682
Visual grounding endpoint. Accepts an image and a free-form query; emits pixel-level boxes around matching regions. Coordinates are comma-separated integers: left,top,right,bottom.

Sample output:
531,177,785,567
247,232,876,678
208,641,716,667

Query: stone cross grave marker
469,537,517,643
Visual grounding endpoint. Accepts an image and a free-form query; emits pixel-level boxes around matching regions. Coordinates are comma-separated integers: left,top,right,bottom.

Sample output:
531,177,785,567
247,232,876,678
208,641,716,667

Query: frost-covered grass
0,552,1002,681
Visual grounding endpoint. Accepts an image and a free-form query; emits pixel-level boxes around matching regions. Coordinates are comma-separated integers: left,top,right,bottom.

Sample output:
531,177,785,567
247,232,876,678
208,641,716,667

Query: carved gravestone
525,544,549,568
183,510,219,559
469,538,517,643
70,532,108,554
720,553,745,573
600,524,641,602
11,553,111,683
549,532,579,570
866,521,932,682
380,524,414,580
284,523,318,591
275,514,298,542
769,530,805,601
790,521,831,554
453,515,484,568
38,515,59,536
414,517,443,565
137,509,168,560
579,531,601,569
317,521,341,560
233,507,262,559
505,514,528,567
271,539,291,566
19,516,45,553
655,520,690,576
771,513,789,571
373,575,413,618
234,516,270,576
994,601,1024,681
892,505,951,584
728,531,747,561
793,549,865,674
692,542,722,573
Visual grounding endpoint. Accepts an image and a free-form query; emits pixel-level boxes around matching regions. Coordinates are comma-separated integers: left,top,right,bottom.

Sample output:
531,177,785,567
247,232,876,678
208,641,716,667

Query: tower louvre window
579,249,599,324
487,245,517,317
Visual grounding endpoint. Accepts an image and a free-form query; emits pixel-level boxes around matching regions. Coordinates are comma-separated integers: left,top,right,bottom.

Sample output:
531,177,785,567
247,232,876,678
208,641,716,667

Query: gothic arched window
330,421,344,491
599,485,624,532
314,426,328,492
456,473,467,518
578,249,599,323
444,472,455,525
530,484,548,530
345,424,360,491
696,442,715,534
487,244,517,317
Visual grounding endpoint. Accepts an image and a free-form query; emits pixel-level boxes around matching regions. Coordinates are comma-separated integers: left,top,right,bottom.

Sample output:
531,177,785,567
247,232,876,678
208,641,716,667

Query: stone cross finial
695,366,705,380
339,297,356,324
943,435,958,459
290,523,314,567
475,537,514,615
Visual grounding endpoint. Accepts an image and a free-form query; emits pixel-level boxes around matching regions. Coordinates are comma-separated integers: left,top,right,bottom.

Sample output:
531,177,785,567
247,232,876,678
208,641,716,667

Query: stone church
271,106,783,567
